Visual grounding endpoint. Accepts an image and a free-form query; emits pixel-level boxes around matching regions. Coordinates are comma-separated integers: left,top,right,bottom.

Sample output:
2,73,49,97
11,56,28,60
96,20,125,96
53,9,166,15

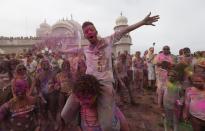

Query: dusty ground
120,89,164,131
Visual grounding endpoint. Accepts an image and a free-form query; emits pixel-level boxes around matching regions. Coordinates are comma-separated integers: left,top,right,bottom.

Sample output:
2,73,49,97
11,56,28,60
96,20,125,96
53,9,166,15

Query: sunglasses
17,68,26,71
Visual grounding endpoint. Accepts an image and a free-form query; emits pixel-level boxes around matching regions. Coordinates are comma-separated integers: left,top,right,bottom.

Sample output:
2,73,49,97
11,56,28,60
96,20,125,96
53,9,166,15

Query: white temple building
112,13,132,56
0,15,131,54
36,18,89,50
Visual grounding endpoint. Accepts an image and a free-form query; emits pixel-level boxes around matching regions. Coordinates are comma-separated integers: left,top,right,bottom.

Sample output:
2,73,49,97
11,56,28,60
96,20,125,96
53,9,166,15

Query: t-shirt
84,32,123,84
157,68,168,87
132,57,144,69
63,31,123,84
155,53,174,65
115,59,127,78
24,60,37,74
163,81,182,109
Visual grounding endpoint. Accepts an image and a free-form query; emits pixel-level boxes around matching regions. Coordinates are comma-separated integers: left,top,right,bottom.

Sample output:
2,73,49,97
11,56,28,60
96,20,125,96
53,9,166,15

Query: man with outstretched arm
61,12,159,131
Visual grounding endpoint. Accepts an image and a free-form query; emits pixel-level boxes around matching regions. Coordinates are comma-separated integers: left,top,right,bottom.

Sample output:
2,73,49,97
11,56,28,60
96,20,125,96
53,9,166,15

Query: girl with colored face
73,75,101,108
13,64,33,96
13,79,28,99
72,75,102,131
192,75,205,90
0,79,40,131
184,74,205,131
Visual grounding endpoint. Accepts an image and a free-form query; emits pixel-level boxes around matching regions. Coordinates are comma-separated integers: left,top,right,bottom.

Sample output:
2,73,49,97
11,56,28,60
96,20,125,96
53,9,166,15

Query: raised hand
118,12,160,36
142,12,160,26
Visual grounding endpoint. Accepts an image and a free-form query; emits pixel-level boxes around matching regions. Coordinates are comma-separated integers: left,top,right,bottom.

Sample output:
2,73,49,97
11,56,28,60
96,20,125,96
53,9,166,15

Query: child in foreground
184,73,205,131
163,70,182,131
71,74,129,131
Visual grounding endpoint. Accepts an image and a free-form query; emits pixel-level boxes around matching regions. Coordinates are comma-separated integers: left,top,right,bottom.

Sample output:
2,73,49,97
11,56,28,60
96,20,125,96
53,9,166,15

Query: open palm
143,12,160,26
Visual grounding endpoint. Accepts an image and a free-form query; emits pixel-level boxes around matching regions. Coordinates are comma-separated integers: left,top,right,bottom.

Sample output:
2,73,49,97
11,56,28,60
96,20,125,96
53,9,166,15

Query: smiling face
192,75,205,89
83,24,98,45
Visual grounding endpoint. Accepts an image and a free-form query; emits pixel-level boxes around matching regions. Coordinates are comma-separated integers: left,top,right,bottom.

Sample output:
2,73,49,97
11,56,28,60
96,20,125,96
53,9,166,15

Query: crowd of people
0,12,205,131
114,46,205,131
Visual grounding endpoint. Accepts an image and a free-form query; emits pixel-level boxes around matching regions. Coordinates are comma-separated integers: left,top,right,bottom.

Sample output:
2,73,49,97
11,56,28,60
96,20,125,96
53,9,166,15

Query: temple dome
116,14,128,26
36,20,51,37
40,20,51,28
51,19,83,38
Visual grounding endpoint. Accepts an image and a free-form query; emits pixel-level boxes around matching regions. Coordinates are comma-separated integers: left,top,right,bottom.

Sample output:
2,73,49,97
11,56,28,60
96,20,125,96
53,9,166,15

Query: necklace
11,97,29,110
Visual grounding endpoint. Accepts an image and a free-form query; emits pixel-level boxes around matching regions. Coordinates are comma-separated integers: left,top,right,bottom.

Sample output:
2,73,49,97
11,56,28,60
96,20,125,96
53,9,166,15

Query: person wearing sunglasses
12,64,33,96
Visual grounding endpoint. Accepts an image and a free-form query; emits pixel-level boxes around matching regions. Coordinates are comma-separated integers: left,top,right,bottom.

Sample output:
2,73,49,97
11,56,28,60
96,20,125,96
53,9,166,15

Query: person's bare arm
61,47,84,54
120,12,159,35
0,102,9,122
28,77,35,96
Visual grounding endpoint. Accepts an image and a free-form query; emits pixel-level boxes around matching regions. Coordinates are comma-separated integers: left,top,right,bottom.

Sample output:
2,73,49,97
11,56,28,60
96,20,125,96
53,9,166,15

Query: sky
0,0,205,54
